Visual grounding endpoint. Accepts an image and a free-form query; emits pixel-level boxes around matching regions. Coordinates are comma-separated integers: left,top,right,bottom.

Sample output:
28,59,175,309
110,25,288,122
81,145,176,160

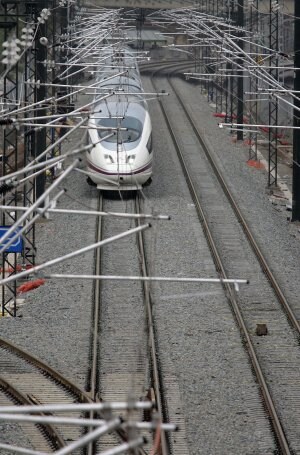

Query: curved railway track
0,376,64,453
0,337,91,453
148,65,300,454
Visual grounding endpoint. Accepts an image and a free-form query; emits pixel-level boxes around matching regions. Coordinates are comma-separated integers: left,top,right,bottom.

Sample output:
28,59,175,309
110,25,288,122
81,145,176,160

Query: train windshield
97,117,143,143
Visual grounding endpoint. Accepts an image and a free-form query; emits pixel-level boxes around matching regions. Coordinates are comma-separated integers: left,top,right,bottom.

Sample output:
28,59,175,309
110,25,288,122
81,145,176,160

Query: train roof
96,74,142,92
93,97,147,119
91,44,148,116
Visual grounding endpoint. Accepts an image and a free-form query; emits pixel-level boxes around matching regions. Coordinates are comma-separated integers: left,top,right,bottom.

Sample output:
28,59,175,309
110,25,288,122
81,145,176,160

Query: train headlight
127,155,136,164
146,134,152,153
104,154,114,164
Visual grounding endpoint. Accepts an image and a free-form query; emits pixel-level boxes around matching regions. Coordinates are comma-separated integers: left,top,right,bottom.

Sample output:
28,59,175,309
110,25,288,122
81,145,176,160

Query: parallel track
150,67,299,454
0,64,186,455
89,191,170,455
167,74,300,335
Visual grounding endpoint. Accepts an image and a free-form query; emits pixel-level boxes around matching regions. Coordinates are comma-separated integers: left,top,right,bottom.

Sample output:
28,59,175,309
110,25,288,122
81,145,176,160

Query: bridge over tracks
83,0,196,9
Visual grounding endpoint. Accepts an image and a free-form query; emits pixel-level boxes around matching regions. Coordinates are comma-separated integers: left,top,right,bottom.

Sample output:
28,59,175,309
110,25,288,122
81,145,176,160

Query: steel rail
88,192,103,403
151,67,291,455
0,338,92,452
0,338,91,403
167,75,300,336
86,192,103,455
0,376,65,452
86,192,147,455
135,194,170,455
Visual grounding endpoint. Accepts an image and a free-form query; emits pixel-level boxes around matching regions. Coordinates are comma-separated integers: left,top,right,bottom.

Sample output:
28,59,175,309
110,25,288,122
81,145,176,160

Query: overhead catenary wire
0,204,170,221
0,160,79,254
0,223,151,286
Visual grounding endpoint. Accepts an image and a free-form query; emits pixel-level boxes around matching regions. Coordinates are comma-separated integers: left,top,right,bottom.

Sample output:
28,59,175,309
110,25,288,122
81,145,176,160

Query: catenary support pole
1,0,19,317
237,0,244,141
35,0,48,199
292,0,300,221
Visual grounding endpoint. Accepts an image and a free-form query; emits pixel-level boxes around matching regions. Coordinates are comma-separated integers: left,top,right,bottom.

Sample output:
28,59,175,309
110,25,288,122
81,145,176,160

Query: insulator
0,118,14,125
0,183,14,195
2,37,21,65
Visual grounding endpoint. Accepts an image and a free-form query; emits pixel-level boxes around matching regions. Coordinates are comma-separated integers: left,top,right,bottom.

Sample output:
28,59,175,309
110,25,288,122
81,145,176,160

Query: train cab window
97,116,143,144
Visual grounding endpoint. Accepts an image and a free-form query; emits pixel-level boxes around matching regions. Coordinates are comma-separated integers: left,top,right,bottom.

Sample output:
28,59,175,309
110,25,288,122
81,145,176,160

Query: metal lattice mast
215,0,225,114
1,1,52,317
248,0,259,160
23,1,40,274
292,0,300,221
1,0,20,317
209,0,217,103
67,0,76,103
224,0,233,123
229,0,239,128
194,1,203,89
45,0,60,179
203,0,210,97
236,0,244,141
195,1,203,89
34,1,48,200
213,0,224,110
55,0,75,156
59,1,72,102
267,0,279,187
219,0,229,116
207,0,213,99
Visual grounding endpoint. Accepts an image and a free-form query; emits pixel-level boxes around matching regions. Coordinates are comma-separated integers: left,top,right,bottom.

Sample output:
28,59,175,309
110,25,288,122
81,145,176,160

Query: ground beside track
141,75,276,454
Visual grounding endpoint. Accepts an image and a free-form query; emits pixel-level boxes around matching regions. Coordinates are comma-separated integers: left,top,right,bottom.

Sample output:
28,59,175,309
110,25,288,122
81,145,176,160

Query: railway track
149,67,300,454
140,59,195,76
0,191,173,455
86,191,172,454
0,337,91,453
0,63,180,454
1,58,294,454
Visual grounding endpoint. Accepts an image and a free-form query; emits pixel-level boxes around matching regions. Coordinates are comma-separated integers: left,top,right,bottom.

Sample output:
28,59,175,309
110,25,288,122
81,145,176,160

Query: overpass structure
83,0,197,9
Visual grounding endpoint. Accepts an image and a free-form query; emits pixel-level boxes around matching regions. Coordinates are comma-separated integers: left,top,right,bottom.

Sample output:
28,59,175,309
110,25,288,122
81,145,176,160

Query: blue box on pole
0,226,23,253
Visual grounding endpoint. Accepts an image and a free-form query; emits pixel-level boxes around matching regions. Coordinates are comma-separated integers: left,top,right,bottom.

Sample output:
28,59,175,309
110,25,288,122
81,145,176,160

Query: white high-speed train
87,46,153,190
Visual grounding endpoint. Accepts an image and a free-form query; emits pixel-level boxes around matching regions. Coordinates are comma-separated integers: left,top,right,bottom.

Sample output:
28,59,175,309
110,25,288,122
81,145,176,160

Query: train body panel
87,46,153,190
